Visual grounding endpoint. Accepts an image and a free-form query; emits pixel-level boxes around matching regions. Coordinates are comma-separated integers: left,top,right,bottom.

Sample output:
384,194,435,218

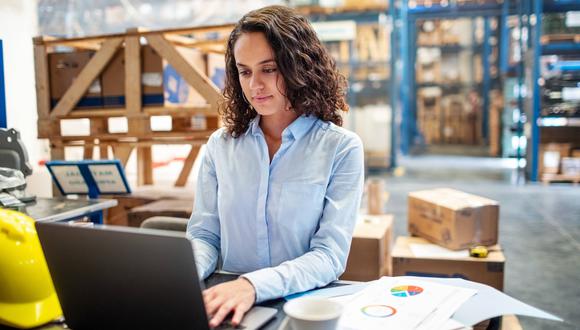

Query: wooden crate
417,20,442,46
417,89,442,144
540,33,580,44
541,173,580,185
33,24,233,187
488,90,503,156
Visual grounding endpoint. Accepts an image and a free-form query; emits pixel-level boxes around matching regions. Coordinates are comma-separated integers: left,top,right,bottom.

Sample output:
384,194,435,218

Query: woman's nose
249,73,264,90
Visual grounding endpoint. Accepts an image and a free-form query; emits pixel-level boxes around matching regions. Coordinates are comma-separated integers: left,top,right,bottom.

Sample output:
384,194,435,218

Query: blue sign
46,160,131,199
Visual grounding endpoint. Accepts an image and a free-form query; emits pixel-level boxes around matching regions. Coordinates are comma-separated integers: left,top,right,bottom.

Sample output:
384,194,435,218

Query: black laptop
36,222,277,330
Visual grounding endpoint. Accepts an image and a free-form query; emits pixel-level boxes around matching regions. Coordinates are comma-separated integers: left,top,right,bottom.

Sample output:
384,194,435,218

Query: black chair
140,216,189,232
0,128,32,176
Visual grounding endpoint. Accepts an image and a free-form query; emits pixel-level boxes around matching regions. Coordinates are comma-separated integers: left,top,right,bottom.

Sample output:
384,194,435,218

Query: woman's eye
263,68,277,74
239,70,250,76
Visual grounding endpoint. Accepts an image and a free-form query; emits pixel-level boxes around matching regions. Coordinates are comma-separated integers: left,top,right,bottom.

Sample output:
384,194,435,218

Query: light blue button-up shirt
186,114,364,302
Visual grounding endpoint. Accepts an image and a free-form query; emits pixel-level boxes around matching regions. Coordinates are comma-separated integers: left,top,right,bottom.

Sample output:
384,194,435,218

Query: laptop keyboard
212,319,246,329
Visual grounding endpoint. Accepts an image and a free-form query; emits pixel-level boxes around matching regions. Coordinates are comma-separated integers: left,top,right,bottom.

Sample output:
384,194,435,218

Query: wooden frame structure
33,24,233,187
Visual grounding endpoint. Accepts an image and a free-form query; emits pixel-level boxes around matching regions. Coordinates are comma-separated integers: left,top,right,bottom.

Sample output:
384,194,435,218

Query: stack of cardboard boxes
393,188,505,291
341,214,393,281
539,143,580,182
48,47,225,111
341,179,393,282
417,88,443,144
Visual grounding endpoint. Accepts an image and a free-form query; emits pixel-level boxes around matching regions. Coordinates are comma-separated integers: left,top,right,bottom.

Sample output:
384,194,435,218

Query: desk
0,273,502,330
205,273,286,329
18,197,118,223
204,273,353,330
0,272,331,330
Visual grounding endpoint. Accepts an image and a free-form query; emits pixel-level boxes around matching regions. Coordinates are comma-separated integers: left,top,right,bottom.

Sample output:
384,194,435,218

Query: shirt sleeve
242,133,365,302
186,134,221,280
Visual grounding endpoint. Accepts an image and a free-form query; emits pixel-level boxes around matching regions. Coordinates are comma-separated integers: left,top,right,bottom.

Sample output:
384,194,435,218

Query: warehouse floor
380,155,580,329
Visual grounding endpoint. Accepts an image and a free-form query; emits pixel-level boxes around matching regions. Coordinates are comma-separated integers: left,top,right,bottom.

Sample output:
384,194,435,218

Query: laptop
35,222,277,330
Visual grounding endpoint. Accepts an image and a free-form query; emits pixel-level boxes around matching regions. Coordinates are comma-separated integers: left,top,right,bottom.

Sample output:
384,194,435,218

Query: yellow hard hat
0,209,63,329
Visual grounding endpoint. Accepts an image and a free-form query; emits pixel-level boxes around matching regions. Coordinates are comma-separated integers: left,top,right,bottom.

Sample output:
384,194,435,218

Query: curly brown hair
220,5,348,137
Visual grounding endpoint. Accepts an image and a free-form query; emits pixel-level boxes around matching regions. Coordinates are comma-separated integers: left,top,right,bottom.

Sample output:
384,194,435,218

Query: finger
231,304,251,326
204,296,224,318
202,287,215,298
210,303,234,328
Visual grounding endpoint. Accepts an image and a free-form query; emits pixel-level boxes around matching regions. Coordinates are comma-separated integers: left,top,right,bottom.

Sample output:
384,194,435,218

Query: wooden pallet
295,3,388,16
540,34,580,45
541,173,580,185
34,24,233,188
411,0,502,7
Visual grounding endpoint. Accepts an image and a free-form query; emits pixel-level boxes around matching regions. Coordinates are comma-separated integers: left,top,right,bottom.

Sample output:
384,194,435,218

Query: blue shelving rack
528,0,580,181
302,2,399,170
399,1,516,154
0,40,7,129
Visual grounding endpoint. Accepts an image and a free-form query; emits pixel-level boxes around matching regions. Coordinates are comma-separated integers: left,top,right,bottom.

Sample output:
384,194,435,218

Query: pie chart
390,285,424,297
361,305,397,318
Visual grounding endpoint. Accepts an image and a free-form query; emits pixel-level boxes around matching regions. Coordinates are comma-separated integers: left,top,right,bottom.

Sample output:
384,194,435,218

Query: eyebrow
236,59,276,67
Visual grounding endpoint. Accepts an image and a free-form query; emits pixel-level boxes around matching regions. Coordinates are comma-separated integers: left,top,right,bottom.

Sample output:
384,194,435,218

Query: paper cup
283,297,343,330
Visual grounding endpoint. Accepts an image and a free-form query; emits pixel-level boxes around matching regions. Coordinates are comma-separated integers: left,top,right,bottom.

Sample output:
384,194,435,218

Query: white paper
285,283,369,301
338,277,462,330
441,319,472,330
399,276,563,325
88,164,128,193
50,165,89,194
409,243,470,259
416,287,476,330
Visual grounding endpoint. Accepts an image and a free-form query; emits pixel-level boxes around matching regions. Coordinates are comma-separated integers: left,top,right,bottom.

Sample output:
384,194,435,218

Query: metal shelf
303,7,388,23
400,2,501,154
301,1,398,170
0,40,6,129
528,0,580,180
547,60,580,71
543,0,580,13
542,42,580,55
408,2,509,17
538,117,580,127
417,43,484,52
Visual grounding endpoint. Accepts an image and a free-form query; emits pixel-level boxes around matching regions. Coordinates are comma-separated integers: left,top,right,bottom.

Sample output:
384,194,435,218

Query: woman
186,5,364,327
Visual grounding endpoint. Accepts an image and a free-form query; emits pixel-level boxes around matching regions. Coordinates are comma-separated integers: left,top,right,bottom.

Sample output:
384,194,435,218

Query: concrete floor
374,155,580,329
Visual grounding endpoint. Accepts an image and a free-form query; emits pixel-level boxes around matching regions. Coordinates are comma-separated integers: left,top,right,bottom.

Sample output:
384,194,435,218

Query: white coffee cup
283,297,343,330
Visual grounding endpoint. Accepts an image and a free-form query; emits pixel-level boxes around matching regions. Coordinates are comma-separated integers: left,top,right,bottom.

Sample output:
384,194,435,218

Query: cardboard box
408,188,499,250
561,157,580,176
207,53,226,90
392,236,505,291
49,51,103,109
141,45,164,106
341,214,393,281
101,49,126,107
101,46,206,108
539,143,572,175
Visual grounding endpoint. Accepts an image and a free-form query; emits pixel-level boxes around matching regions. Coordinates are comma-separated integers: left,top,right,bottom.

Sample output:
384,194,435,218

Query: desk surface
18,197,117,222
0,272,501,330
0,272,286,330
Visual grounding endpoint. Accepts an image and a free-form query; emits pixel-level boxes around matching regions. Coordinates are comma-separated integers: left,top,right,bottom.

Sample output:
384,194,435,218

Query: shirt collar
248,115,262,136
246,114,318,140
283,115,318,141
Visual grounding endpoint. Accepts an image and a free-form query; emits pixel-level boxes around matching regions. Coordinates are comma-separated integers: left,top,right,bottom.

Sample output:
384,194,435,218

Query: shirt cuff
241,268,283,303
192,239,218,280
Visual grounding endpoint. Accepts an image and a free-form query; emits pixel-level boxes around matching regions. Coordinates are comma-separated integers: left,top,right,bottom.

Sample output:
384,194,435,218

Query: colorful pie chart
390,285,424,297
361,305,397,318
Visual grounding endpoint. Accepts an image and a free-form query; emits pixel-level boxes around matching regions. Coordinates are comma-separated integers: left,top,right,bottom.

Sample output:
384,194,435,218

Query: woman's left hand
203,277,256,328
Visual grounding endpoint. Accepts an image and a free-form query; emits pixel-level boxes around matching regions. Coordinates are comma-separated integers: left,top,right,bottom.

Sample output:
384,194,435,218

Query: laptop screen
36,222,209,330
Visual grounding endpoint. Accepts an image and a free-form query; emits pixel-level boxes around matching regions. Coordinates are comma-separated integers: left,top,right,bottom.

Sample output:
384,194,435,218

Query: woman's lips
252,95,273,104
